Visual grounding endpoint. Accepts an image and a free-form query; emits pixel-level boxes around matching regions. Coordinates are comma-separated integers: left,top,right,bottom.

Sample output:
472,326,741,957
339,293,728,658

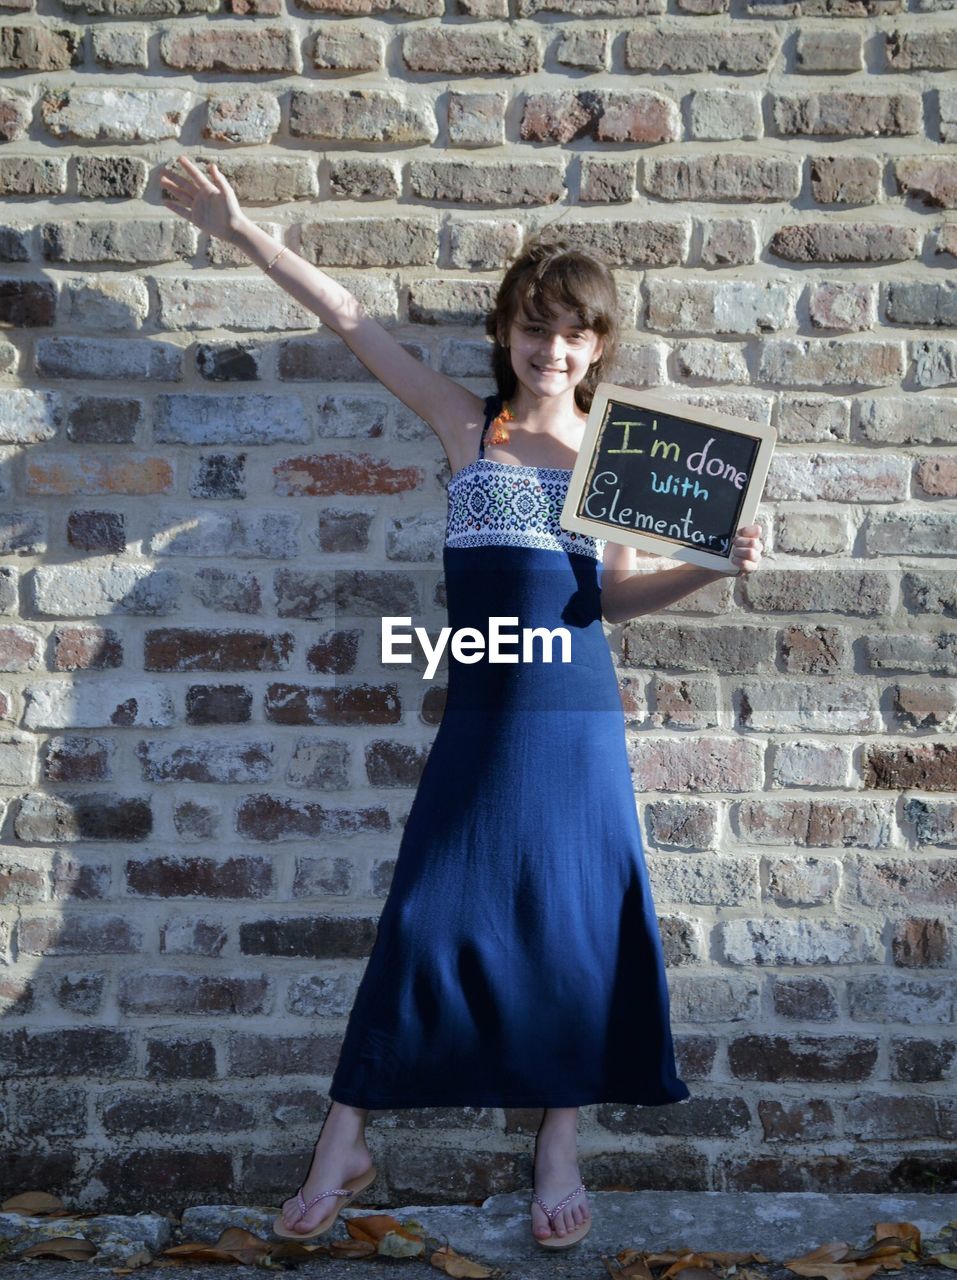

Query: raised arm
158,155,485,468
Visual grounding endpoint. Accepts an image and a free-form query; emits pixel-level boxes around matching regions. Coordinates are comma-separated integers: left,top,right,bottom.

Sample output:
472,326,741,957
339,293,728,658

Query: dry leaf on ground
328,1236,379,1259
784,1220,940,1280
109,1246,154,1272
346,1211,425,1255
662,1251,773,1278
269,1239,330,1260
603,1246,656,1278
429,1241,502,1277
605,1247,771,1280
1,1191,70,1217
19,1236,98,1261
876,1225,921,1247
163,1227,277,1266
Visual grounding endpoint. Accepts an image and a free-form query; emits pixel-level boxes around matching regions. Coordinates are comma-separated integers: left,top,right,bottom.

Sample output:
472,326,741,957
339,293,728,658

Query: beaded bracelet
264,245,288,274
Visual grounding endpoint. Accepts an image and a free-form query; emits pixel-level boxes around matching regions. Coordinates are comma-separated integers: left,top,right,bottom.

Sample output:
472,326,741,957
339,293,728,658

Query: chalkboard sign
560,383,776,571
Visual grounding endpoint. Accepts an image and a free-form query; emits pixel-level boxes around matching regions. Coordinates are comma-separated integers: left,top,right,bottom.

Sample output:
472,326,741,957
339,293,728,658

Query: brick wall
1,0,956,1213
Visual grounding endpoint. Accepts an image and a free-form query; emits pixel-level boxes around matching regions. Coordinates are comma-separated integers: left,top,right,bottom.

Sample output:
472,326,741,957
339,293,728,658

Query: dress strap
478,392,503,460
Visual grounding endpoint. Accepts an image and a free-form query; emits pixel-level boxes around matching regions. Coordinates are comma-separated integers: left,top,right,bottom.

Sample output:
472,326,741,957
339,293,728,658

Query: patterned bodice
446,458,606,561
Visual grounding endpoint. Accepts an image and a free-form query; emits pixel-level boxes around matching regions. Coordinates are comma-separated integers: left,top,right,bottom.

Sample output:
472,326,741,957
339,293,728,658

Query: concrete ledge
1,1192,953,1280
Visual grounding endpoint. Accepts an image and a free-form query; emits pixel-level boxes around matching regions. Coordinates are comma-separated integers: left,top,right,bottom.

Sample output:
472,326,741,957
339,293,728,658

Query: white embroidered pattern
446,459,606,560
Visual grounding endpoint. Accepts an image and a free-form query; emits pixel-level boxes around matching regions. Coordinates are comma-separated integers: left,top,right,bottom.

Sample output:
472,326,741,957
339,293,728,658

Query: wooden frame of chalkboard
560,383,776,572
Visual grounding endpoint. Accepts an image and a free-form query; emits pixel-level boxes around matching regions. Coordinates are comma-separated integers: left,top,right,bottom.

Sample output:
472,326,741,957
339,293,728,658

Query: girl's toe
531,1205,553,1238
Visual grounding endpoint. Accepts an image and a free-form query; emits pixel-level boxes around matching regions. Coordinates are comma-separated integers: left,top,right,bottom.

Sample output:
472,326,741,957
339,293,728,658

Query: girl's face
504,301,604,403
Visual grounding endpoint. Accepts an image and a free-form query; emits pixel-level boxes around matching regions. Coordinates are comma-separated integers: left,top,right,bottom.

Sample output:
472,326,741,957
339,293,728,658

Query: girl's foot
530,1111,591,1243
278,1103,374,1235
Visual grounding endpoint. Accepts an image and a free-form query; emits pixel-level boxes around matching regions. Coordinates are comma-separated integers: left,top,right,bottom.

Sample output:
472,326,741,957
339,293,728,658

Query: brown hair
484,232,619,413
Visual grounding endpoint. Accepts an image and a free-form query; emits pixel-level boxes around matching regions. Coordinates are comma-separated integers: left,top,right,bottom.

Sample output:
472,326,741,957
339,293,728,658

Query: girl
159,155,764,1250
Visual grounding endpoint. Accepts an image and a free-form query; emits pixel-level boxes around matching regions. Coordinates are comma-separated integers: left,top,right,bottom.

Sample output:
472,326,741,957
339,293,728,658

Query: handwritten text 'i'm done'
584,414,748,550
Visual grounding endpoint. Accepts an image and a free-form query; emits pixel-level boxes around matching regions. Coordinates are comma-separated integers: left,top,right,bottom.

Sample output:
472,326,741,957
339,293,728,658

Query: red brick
275,452,423,496
66,510,126,553
17,913,138,955
144,628,294,672
0,626,42,671
264,681,400,725
160,24,300,72
728,1034,879,1081
890,1036,956,1082
239,914,377,957
145,1038,216,1080
26,455,174,496
126,855,274,898
92,1150,233,1212
305,630,360,674
719,1154,888,1194
895,156,957,209
757,1098,835,1140
0,857,45,905
52,625,123,670
66,396,144,444
42,736,113,782
227,1032,341,1076
0,278,55,325
0,1027,133,1077
365,739,429,785
101,1092,255,1135
892,918,951,968
0,972,34,1013
915,455,957,496
118,972,269,1016
235,793,390,839
14,791,152,842
863,743,957,790
0,24,82,70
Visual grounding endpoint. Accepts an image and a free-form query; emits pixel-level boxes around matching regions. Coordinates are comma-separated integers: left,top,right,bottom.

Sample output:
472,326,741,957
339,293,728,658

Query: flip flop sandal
272,1165,378,1240
531,1181,591,1249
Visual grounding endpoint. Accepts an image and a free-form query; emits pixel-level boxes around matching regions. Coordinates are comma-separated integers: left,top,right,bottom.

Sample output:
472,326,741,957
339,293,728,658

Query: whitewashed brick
31,565,182,617
648,854,760,905
764,452,909,502
59,275,150,331
154,394,310,445
770,741,852,788
689,89,762,140
0,389,61,444
23,683,176,729
0,732,37,785
148,509,300,559
722,917,880,965
155,277,319,332
41,87,194,141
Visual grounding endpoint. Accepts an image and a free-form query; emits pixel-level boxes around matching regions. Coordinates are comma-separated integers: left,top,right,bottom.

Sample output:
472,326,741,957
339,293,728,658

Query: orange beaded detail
487,400,515,445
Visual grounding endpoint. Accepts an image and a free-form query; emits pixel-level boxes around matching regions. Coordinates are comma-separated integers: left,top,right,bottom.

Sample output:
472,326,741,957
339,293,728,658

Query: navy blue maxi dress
327,393,691,1109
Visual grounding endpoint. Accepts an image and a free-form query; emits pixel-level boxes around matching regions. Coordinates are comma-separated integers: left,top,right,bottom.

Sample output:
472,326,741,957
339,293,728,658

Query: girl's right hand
159,154,247,243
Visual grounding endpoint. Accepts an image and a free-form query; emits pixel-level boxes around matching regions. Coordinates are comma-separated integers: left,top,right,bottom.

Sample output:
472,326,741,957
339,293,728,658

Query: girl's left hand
730,524,763,574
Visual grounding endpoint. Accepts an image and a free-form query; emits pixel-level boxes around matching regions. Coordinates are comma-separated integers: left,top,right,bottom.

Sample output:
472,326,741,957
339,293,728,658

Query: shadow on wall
0,303,464,1213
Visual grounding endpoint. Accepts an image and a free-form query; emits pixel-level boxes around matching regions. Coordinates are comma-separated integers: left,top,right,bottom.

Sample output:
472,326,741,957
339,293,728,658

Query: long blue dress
327,393,691,1109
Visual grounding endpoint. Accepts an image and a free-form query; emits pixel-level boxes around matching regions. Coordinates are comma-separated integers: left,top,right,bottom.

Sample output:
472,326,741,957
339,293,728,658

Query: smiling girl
159,155,763,1251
